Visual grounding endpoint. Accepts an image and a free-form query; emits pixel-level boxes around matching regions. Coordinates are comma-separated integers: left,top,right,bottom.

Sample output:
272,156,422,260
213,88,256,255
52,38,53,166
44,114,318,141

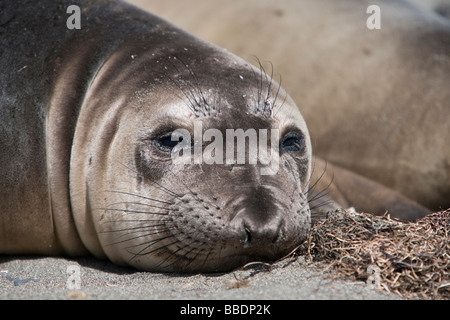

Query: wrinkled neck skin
48,17,312,272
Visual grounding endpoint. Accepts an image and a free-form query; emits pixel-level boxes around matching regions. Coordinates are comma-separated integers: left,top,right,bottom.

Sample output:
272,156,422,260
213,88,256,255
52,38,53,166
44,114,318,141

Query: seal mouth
152,230,301,273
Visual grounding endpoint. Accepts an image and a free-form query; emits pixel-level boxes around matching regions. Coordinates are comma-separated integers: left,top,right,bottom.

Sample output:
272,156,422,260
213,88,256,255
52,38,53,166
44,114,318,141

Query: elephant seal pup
0,0,312,272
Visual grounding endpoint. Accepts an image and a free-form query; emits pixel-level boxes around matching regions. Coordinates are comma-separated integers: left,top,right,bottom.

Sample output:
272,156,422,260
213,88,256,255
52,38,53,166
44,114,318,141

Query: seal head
66,36,312,272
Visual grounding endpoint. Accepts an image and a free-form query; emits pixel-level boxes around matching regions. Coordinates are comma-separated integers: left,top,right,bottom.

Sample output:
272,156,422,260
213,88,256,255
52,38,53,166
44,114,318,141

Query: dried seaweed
296,209,450,299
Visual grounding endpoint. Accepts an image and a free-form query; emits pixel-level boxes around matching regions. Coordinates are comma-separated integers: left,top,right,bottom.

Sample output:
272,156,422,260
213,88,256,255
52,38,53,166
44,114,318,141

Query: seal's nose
231,204,284,248
231,186,284,248
239,212,283,248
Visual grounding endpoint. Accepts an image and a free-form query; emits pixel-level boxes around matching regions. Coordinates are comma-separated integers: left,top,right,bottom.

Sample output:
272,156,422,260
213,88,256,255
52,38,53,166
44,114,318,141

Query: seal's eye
155,132,183,152
281,131,306,154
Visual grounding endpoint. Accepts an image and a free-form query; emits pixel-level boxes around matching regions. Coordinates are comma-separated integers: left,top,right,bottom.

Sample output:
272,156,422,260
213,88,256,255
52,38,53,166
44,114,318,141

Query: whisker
175,244,205,270
99,223,169,233
164,57,202,112
308,189,333,203
272,74,282,115
123,227,181,248
103,218,174,223
155,235,203,269
115,162,182,198
190,164,220,203
200,246,215,269
175,55,209,109
104,228,176,247
128,237,183,261
154,242,190,267
306,160,329,196
258,59,266,115
308,172,335,203
106,190,174,205
264,61,274,114
106,201,170,211
159,68,199,115
273,90,287,118
306,157,319,189
251,55,264,114
101,225,175,241
309,199,334,211
166,166,215,208
249,56,262,113
101,208,169,215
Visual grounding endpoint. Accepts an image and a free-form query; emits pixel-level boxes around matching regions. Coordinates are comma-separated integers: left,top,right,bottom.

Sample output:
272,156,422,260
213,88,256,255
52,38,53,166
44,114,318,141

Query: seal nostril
244,228,252,248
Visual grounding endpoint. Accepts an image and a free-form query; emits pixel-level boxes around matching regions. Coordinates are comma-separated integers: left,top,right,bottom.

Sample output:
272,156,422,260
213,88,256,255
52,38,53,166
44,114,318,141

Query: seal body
136,0,450,215
0,0,312,272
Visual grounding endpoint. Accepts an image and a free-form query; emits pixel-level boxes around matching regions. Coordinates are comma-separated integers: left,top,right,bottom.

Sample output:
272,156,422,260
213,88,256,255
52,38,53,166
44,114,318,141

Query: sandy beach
0,255,400,300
